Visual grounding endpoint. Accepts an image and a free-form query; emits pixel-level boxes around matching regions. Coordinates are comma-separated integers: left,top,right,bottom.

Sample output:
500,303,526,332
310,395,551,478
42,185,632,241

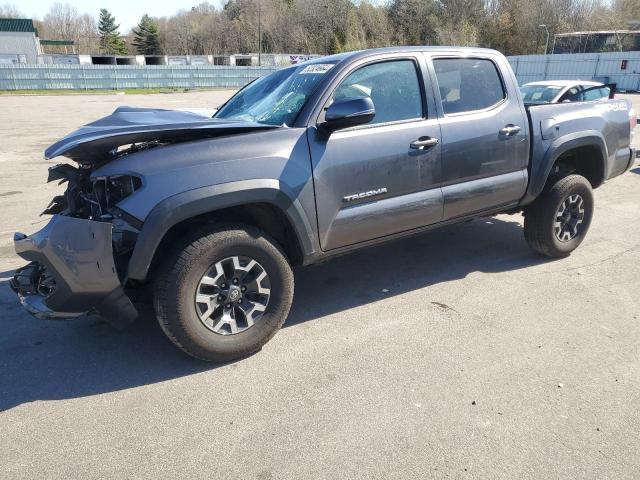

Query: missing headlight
42,167,143,227
90,175,142,218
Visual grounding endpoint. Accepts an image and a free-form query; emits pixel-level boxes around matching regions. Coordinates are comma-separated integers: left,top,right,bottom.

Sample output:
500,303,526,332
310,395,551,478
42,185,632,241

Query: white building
0,18,42,64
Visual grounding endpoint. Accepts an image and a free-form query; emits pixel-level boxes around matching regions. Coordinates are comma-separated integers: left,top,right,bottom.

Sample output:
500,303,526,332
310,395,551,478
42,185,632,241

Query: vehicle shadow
287,215,546,325
0,215,546,411
630,167,640,175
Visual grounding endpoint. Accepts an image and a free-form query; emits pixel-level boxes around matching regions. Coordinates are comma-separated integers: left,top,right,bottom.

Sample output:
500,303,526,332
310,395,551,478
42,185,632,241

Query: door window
433,58,505,114
564,85,611,102
558,86,581,102
583,86,610,101
330,60,423,125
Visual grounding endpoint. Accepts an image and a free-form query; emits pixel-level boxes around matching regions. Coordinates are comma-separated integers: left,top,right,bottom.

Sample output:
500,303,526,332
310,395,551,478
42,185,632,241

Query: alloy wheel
195,256,271,335
554,194,585,242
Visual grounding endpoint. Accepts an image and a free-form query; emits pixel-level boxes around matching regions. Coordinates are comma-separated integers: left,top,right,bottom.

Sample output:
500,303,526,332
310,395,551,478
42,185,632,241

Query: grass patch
0,87,232,95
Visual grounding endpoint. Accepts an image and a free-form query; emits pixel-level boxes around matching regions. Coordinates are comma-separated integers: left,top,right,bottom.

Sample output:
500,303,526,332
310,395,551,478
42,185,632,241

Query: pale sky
10,0,226,31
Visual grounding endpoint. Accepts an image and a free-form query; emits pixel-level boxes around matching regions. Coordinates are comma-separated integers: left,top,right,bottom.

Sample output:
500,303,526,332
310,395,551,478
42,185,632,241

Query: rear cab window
433,58,506,114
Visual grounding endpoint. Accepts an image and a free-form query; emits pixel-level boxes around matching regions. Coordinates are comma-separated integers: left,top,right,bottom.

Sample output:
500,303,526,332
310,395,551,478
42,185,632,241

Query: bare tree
38,3,99,54
0,3,23,17
27,0,636,58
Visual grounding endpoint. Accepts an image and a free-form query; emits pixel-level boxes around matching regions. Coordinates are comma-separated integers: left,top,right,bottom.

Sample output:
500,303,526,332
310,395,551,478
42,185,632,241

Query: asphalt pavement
0,91,639,479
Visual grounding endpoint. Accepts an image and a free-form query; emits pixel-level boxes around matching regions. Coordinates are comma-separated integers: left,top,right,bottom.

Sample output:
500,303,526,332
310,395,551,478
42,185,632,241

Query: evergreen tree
132,14,161,55
98,8,127,55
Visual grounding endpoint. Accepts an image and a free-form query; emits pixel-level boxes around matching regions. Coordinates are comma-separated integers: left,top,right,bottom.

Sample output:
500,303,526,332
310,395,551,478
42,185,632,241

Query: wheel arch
546,134,608,187
126,179,317,281
525,133,608,204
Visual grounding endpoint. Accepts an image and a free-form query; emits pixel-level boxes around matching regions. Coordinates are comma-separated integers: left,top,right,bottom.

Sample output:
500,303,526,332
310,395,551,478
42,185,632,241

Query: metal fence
508,51,640,91
0,64,278,90
1,52,639,91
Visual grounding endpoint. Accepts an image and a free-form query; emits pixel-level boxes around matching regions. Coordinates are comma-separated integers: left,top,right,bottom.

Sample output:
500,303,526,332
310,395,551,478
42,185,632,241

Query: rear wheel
523,174,594,258
154,224,294,362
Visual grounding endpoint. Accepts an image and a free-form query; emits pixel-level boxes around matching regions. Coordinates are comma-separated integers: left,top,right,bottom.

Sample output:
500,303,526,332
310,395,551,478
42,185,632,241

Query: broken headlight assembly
44,163,143,221
42,166,143,280
89,174,143,218
85,175,144,275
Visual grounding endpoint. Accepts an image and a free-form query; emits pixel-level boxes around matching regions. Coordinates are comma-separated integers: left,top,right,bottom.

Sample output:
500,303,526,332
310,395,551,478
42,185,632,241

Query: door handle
410,137,439,149
499,124,521,136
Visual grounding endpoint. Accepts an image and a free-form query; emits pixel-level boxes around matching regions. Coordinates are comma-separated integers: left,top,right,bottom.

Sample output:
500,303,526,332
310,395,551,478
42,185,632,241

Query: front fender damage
10,215,137,326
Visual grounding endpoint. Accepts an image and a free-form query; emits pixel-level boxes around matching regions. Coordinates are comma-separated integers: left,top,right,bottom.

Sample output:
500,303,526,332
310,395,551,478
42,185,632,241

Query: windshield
520,84,563,104
214,62,337,126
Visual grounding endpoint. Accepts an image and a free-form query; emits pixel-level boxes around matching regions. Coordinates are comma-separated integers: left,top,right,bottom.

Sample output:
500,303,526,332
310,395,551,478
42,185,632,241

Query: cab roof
305,46,502,66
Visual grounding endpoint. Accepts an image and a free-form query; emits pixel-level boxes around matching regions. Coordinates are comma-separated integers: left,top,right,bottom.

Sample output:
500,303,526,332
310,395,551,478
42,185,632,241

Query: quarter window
434,58,505,114
330,60,423,125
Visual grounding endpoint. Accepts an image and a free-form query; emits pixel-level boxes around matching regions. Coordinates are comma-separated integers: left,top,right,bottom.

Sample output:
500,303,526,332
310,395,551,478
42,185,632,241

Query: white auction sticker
300,64,334,74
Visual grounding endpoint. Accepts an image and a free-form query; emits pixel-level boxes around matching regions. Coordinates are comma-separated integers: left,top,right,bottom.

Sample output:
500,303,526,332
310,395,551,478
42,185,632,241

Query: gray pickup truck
10,47,636,361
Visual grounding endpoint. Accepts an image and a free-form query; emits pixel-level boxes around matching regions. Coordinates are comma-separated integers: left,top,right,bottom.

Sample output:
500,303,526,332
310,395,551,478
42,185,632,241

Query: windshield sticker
300,64,334,74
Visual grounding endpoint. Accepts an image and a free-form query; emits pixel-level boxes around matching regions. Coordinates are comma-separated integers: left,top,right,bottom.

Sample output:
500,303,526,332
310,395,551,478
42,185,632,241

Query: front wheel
154,224,294,362
523,174,594,258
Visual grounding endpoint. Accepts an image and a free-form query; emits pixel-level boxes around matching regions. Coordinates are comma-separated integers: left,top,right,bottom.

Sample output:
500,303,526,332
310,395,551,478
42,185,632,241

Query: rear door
307,55,443,251
429,55,529,220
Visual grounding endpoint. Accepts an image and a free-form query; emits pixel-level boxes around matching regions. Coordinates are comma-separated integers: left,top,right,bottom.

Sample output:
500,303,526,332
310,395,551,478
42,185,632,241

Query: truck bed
522,99,634,204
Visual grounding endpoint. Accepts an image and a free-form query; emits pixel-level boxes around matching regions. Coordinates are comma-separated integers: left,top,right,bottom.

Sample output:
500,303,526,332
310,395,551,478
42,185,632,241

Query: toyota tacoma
10,47,637,361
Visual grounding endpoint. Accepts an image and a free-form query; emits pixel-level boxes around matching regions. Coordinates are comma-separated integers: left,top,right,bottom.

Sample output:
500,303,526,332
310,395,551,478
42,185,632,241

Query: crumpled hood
45,106,279,164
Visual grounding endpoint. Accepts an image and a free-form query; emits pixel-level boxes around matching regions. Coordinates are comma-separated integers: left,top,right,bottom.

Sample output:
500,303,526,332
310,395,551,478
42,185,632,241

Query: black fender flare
523,132,608,204
126,179,318,280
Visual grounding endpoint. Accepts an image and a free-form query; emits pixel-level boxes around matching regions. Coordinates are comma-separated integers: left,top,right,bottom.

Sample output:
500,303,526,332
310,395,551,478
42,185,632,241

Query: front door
308,57,443,251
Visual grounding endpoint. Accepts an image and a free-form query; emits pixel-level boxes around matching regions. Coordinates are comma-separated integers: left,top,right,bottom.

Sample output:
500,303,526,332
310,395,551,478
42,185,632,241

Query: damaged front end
11,162,141,324
12,106,277,323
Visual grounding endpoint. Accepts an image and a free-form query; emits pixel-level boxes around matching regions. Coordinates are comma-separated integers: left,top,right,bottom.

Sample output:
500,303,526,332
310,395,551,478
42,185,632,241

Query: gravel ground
0,91,639,479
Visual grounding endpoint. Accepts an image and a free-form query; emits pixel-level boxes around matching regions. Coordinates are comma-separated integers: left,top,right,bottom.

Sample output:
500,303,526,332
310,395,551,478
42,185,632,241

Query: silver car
520,80,612,104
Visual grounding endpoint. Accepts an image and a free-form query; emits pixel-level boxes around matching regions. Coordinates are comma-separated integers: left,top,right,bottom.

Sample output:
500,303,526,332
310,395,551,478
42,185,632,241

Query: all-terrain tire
523,174,594,258
153,224,294,362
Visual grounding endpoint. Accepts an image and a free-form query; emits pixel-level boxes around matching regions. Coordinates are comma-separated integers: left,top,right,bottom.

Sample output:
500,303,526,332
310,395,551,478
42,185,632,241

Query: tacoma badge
343,187,388,202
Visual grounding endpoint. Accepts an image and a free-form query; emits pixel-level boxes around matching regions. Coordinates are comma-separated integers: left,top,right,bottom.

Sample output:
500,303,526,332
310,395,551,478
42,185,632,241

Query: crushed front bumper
10,215,137,322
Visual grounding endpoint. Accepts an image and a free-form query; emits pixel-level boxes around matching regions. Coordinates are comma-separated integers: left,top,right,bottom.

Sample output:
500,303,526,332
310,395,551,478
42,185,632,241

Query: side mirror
322,97,375,132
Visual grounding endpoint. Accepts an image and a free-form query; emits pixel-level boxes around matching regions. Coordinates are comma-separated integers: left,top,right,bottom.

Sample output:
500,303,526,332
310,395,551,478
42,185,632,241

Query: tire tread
523,174,593,258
